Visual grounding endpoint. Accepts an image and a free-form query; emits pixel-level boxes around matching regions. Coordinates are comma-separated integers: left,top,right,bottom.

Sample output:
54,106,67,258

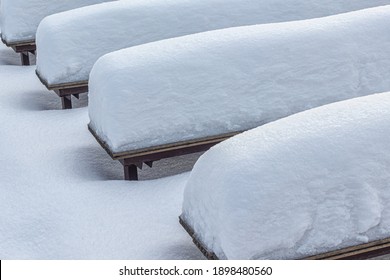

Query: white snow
0,38,20,65
182,92,390,260
0,41,203,260
0,0,114,44
1,2,390,260
88,6,390,154
35,0,390,85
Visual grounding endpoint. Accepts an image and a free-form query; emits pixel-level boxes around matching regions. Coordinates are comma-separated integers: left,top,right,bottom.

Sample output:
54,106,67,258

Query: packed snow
0,0,114,44
35,0,390,85
89,6,390,154
182,92,390,260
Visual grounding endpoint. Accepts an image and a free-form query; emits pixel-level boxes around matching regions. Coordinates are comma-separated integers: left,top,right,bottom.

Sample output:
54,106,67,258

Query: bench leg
20,52,30,66
124,164,138,181
61,96,72,109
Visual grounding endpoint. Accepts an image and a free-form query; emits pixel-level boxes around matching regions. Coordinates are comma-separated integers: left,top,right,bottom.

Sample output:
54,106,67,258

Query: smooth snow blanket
182,92,390,260
88,7,390,154
35,0,390,86
0,0,114,44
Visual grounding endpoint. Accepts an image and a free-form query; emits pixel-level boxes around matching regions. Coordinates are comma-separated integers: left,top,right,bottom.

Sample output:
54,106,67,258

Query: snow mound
88,6,390,154
0,0,114,44
182,92,390,260
36,0,390,85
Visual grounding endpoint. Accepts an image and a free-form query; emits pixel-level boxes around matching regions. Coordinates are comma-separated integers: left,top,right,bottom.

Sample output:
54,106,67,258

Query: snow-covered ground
0,40,204,259
1,40,389,260
1,28,389,260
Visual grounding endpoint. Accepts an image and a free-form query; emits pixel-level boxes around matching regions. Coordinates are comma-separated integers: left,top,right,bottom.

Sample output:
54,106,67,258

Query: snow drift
35,0,390,85
182,92,390,259
0,0,114,44
88,6,390,154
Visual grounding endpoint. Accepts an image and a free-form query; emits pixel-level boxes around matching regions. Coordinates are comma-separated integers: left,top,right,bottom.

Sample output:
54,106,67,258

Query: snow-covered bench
0,35,36,66
88,6,390,180
180,92,390,260
34,0,390,109
0,0,113,65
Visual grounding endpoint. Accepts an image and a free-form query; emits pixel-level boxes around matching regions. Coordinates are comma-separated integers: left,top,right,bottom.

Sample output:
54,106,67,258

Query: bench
0,0,113,67
87,7,390,180
0,35,36,66
179,215,390,260
179,90,390,260
36,71,88,109
89,124,238,180
34,0,390,109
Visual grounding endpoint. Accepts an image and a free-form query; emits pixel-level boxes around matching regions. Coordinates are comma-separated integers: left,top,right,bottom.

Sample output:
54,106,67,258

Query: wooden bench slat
88,123,240,161
1,34,35,49
35,70,88,109
1,34,36,66
35,69,88,91
179,215,390,260
88,123,241,180
304,238,390,260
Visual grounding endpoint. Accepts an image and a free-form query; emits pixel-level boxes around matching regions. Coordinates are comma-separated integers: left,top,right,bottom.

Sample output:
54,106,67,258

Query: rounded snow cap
182,92,390,259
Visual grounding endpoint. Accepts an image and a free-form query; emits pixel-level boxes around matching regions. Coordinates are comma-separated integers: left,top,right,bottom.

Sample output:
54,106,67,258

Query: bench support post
124,164,138,181
7,41,36,66
20,52,30,66
51,85,88,110
61,96,72,109
88,124,237,182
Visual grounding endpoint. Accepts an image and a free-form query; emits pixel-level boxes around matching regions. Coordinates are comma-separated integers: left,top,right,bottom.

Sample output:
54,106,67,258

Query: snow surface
35,0,390,85
0,37,20,65
1,25,390,261
182,92,390,260
0,0,114,44
89,6,390,154
0,41,204,259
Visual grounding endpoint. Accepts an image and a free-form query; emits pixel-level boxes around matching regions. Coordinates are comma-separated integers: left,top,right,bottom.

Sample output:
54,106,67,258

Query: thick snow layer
182,92,390,260
0,0,114,44
1,31,389,261
35,0,390,85
88,6,390,154
0,43,203,259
